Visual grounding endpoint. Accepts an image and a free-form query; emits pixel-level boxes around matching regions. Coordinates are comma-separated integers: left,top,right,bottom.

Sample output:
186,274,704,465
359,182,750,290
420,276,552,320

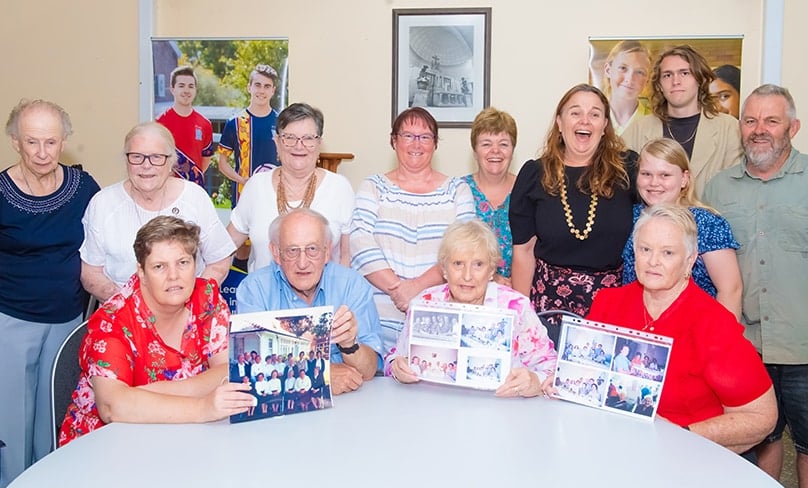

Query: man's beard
744,132,791,171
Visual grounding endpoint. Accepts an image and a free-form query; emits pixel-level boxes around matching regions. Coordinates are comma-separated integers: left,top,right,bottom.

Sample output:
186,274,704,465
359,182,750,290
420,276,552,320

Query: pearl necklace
559,177,598,241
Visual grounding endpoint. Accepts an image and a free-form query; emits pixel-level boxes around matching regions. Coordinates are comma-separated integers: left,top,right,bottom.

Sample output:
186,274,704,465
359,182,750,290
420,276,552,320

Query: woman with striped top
350,107,475,357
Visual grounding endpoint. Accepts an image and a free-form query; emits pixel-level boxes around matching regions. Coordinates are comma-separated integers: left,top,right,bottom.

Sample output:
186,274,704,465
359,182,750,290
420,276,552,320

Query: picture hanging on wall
588,36,743,135
392,8,491,128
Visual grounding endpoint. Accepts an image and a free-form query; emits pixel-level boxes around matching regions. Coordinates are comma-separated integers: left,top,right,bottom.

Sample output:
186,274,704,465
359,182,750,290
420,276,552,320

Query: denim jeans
764,363,808,454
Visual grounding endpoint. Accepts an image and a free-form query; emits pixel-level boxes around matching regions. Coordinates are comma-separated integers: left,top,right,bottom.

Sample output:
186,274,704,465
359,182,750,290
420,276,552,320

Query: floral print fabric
461,174,512,278
58,275,229,446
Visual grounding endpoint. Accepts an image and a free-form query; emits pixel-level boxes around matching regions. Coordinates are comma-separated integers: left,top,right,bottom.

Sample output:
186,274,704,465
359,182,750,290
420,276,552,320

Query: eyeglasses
126,152,171,166
280,245,324,261
279,133,321,149
397,132,435,144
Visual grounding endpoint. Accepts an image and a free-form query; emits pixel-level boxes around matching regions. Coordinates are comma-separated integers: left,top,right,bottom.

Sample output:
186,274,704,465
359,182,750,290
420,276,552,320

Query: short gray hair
438,220,501,270
268,207,333,245
277,103,324,137
5,99,73,138
633,203,697,257
742,84,797,120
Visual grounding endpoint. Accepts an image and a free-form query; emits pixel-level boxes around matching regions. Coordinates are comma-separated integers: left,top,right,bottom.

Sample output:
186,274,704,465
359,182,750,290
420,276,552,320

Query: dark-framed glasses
279,133,321,149
126,152,171,166
397,132,435,144
281,245,324,261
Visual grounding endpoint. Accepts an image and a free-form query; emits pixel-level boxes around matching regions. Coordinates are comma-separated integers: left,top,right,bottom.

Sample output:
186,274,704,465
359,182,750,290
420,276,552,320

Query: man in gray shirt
703,84,808,485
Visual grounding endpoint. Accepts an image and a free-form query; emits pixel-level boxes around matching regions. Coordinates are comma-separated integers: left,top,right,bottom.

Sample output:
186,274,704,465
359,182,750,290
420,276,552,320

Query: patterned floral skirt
529,257,622,347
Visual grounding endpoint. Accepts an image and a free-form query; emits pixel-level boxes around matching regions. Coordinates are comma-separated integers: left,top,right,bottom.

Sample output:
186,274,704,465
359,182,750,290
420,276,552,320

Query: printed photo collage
228,306,334,423
553,316,674,420
407,301,516,390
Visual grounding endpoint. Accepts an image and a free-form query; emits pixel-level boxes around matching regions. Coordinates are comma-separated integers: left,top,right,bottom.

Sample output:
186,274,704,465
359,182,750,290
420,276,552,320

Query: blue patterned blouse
462,174,513,278
622,204,740,297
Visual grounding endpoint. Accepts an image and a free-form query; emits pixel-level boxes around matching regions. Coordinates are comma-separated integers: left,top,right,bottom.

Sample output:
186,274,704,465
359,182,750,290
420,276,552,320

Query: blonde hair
470,107,517,149
438,220,501,270
633,203,697,256
638,138,717,213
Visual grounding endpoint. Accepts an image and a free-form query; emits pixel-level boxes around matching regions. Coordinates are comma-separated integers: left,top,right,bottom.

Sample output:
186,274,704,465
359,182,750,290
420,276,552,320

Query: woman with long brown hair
510,84,637,345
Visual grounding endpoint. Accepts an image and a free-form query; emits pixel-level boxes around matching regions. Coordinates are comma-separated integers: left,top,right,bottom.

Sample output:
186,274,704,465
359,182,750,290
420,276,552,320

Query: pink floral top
387,282,557,380
58,275,229,446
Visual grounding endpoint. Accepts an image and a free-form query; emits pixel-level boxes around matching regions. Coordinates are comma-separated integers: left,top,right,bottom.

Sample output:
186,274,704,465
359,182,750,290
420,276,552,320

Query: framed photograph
392,8,491,128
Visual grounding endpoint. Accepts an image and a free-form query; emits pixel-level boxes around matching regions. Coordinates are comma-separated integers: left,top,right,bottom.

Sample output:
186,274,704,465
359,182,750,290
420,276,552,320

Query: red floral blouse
58,275,229,446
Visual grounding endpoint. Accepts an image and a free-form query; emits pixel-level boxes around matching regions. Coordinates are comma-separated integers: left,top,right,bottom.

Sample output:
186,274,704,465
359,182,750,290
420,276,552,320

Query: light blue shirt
236,261,383,365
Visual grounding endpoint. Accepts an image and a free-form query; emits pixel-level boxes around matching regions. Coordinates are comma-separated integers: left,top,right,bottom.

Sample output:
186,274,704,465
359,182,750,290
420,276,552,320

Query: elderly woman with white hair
388,220,557,398
80,122,235,302
588,203,776,453
0,99,100,486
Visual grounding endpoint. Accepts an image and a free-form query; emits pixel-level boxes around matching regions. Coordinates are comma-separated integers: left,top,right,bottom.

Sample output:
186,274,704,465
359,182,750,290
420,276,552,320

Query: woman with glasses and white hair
80,122,235,302
227,102,355,271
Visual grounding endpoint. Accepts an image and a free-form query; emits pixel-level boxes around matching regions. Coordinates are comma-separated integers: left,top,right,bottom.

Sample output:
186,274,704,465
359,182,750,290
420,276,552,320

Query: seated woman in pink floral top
58,216,253,446
388,220,557,397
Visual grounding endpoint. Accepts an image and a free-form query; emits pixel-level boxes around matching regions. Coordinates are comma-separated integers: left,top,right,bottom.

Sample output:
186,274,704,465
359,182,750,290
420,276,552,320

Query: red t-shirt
156,108,213,187
58,276,229,446
588,280,771,427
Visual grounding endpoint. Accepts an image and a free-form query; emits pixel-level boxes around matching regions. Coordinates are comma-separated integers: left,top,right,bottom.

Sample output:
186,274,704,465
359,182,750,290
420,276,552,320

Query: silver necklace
18,164,57,196
129,181,168,227
665,122,698,145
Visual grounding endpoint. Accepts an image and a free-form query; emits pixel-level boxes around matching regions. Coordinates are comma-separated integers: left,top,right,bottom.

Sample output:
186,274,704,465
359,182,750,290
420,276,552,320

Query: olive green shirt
703,148,808,364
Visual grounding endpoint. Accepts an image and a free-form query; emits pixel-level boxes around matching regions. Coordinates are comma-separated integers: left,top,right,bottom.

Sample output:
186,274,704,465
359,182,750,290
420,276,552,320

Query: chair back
51,321,88,447
535,309,583,349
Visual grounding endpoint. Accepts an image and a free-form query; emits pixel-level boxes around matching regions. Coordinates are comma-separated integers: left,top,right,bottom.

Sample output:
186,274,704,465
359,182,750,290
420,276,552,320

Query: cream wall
1,1,140,184
4,0,806,189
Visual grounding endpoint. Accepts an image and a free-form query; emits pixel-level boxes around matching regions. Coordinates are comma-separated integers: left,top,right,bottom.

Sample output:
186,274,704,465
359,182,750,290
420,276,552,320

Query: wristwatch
337,341,360,355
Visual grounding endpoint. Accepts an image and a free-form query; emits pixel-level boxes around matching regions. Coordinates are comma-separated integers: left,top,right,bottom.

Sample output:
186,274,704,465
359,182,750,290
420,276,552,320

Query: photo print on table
228,306,333,423
408,300,515,390
553,315,673,420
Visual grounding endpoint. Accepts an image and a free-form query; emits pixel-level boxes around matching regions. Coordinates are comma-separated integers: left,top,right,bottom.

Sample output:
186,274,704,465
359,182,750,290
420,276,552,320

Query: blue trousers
0,311,82,488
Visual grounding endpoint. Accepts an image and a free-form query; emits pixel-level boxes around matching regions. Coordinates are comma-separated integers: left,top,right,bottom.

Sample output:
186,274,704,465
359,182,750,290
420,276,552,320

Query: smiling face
605,50,650,103
474,131,514,178
271,212,331,302
125,127,174,195
393,119,436,173
637,153,689,205
740,94,800,175
634,217,696,295
248,72,276,110
710,78,740,118
11,105,66,178
556,91,608,164
658,55,700,115
443,245,495,305
170,74,197,110
275,118,321,170
137,240,196,310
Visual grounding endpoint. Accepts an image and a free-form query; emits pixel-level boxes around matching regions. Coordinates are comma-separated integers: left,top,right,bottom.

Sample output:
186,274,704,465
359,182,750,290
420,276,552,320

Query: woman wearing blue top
622,138,742,319
0,99,100,486
461,107,518,286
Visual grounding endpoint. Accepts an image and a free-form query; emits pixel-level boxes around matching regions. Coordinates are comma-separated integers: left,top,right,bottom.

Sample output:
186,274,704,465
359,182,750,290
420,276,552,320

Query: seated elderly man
237,208,383,394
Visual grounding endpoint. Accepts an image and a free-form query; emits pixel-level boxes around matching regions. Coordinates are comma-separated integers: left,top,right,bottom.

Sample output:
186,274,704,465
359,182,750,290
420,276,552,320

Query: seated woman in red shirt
588,203,776,453
59,216,254,446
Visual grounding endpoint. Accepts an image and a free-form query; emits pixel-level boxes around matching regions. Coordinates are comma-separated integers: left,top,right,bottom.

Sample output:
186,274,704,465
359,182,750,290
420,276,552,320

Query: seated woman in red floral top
58,216,253,446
